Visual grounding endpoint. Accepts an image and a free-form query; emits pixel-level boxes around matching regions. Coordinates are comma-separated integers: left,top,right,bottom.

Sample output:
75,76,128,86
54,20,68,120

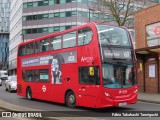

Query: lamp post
89,8,95,22
21,34,24,42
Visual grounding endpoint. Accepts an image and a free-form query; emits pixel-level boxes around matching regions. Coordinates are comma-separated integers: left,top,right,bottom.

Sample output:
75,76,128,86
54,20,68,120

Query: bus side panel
50,63,78,104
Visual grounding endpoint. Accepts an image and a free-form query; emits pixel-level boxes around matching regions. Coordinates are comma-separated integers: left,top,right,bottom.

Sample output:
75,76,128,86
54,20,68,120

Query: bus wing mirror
89,67,94,76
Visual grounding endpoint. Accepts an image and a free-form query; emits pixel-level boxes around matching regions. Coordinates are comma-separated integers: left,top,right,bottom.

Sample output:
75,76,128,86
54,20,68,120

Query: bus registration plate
119,102,127,106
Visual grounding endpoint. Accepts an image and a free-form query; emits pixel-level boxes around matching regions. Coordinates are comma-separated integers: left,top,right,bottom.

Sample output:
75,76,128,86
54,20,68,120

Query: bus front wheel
26,87,32,100
65,91,76,108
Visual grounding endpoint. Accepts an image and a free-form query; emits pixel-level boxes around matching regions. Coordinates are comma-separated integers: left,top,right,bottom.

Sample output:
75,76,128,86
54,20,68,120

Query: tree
90,0,150,27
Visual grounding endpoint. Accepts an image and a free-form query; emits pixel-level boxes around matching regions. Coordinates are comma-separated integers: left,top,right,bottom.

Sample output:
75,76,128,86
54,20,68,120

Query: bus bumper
96,92,138,108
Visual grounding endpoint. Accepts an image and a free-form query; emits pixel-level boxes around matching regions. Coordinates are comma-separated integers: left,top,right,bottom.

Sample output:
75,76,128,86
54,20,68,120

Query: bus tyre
65,91,76,108
26,88,32,100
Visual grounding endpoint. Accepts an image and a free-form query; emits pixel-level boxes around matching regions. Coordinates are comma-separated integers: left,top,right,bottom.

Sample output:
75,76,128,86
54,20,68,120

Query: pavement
138,92,160,104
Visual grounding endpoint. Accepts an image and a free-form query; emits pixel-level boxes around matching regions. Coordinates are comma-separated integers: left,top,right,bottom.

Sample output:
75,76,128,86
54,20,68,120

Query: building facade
135,4,160,94
9,0,160,75
0,0,10,70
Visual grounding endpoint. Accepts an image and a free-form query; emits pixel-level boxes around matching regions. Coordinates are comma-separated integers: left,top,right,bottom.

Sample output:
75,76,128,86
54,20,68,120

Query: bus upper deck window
78,28,93,46
40,39,49,52
18,45,25,56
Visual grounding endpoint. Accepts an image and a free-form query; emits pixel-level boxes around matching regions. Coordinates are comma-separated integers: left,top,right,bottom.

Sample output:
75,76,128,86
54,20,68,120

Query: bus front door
78,66,101,108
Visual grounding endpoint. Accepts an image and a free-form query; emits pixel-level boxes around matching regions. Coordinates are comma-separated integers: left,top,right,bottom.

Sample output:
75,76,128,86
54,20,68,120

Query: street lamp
89,8,95,22
21,33,24,42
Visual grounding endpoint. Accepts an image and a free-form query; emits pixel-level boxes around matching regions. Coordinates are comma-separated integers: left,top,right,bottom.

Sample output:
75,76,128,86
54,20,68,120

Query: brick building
135,4,160,93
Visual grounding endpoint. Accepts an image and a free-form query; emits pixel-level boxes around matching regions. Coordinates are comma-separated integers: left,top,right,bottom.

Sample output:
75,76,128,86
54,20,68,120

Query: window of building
79,66,100,85
26,16,32,21
65,26,72,29
49,27,54,33
22,17,26,21
54,26,60,31
38,1,43,6
60,12,65,17
49,13,54,18
38,14,43,19
40,39,49,52
50,35,61,50
60,0,66,3
66,11,72,17
43,0,49,5
33,2,38,7
23,3,27,8
32,28,38,33
34,41,39,53
27,2,33,8
38,28,43,33
54,0,60,4
39,69,49,82
42,28,48,33
26,29,32,34
78,28,92,45
26,43,34,55
18,45,25,56
54,13,60,17
63,31,76,48
33,15,37,20
43,14,49,19
49,0,55,5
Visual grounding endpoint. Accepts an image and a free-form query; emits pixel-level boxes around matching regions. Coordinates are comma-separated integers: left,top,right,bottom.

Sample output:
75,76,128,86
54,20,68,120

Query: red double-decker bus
17,23,138,108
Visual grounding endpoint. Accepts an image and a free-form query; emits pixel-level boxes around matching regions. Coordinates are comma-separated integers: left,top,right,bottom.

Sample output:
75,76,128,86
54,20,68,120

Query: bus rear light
104,92,110,97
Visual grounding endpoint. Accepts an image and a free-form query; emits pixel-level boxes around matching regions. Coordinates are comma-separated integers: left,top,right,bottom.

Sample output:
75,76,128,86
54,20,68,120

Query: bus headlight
133,89,138,94
104,92,110,97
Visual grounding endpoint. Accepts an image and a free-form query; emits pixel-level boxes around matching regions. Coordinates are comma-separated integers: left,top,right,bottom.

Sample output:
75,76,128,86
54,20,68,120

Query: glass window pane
26,70,34,82
27,2,33,8
26,43,34,55
49,13,54,18
42,28,48,33
63,31,76,48
43,14,49,19
60,12,65,17
54,26,60,32
22,17,26,21
78,28,92,45
40,39,49,52
33,2,38,7
34,41,39,53
43,0,49,5
49,27,54,33
49,0,55,5
18,45,25,56
39,69,49,82
33,15,37,20
34,70,39,82
23,3,27,8
79,66,100,85
54,13,60,17
50,36,61,50
60,0,66,3
60,26,65,31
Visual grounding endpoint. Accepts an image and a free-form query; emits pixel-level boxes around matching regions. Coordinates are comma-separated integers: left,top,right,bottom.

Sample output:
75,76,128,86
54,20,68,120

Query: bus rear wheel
65,91,76,108
26,87,32,100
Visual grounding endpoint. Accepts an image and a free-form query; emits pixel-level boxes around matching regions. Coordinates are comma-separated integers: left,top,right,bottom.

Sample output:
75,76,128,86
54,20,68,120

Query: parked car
5,75,17,92
0,79,2,86
0,70,8,80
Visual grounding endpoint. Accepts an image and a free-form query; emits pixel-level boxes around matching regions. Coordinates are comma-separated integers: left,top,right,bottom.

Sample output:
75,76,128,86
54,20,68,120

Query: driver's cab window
79,66,100,85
